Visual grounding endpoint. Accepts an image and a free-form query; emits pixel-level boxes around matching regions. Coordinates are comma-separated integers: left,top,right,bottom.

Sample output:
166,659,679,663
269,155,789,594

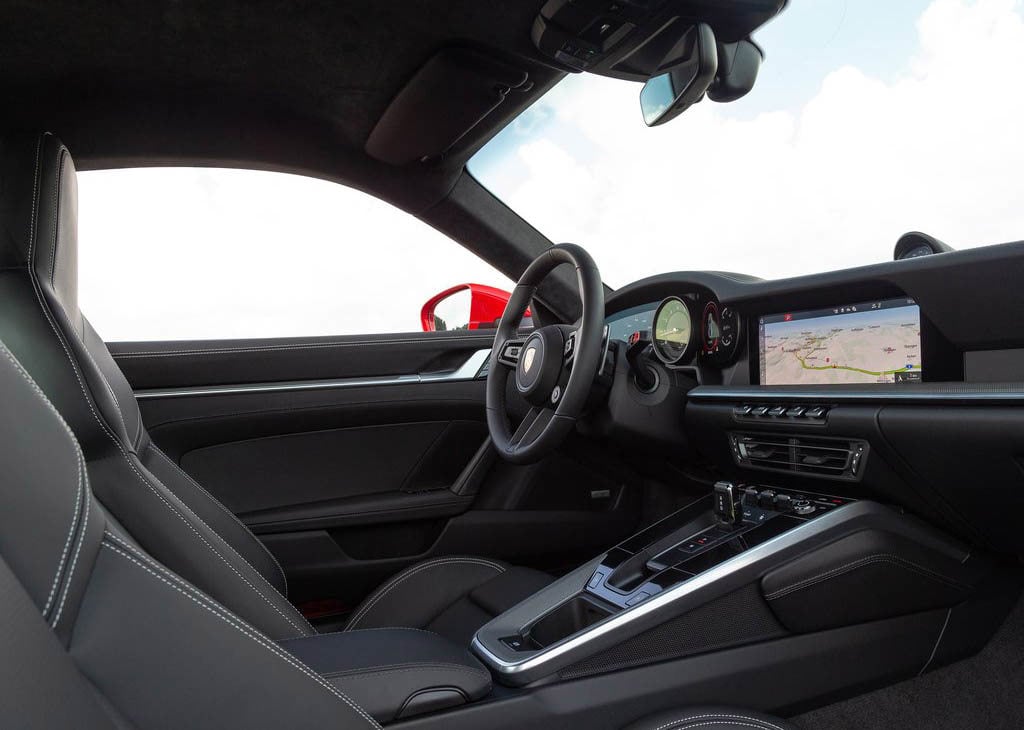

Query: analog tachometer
653,297,694,364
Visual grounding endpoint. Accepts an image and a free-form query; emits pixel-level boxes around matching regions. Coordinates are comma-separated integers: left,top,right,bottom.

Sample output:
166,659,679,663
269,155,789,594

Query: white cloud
490,0,1024,285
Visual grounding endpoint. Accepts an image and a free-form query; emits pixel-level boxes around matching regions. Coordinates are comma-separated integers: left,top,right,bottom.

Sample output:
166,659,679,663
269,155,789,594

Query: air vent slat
731,431,867,481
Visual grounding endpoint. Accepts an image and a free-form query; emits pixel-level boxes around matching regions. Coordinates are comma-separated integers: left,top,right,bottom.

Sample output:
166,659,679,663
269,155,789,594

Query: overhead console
531,0,784,78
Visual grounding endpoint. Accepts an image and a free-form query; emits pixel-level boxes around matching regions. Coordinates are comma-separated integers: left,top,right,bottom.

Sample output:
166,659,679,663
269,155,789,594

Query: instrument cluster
607,294,743,369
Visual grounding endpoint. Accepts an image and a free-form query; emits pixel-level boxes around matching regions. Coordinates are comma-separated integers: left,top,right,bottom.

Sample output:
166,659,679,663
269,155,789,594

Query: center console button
793,499,816,516
804,406,829,419
774,493,792,511
751,406,770,417
743,486,760,505
733,405,753,416
785,406,806,417
501,636,527,651
625,591,650,607
757,489,776,509
767,405,787,417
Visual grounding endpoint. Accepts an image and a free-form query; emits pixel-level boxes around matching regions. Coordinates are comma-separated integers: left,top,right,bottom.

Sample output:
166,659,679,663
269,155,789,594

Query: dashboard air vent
729,433,867,481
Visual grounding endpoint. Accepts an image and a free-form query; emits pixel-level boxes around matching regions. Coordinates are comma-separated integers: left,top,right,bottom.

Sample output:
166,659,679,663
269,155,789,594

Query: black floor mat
794,597,1024,730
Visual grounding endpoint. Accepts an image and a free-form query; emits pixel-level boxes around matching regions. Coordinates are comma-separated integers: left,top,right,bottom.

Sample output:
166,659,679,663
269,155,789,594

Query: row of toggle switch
733,404,829,420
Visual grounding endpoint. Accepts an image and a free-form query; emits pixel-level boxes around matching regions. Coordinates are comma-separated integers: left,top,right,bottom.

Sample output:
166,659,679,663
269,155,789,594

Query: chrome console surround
472,500,955,685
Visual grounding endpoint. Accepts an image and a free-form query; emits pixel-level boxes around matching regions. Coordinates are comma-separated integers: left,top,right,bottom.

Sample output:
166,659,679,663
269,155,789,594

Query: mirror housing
707,39,763,103
639,23,718,127
421,283,524,332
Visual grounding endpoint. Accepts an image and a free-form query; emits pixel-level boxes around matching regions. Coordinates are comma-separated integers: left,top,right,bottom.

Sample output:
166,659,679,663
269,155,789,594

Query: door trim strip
134,349,491,400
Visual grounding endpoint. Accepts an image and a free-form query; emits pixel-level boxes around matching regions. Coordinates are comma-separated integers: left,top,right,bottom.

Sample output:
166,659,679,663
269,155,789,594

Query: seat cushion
624,707,796,730
345,557,553,645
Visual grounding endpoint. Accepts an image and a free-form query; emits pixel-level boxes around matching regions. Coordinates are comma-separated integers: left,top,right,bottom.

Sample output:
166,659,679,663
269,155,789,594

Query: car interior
3,1,1024,729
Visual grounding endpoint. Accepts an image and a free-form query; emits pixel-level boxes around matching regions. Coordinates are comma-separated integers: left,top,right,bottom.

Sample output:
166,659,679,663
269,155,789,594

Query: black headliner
0,0,564,213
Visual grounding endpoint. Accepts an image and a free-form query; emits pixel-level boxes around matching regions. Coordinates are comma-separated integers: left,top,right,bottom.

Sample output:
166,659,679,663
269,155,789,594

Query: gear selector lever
713,481,742,525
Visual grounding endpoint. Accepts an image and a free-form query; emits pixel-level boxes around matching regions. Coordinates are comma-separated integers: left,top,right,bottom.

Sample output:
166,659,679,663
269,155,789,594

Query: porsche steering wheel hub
515,327,564,406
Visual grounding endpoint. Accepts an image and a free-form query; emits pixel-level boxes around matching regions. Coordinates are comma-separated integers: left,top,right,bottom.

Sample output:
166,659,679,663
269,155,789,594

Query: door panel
179,420,487,516
111,332,643,620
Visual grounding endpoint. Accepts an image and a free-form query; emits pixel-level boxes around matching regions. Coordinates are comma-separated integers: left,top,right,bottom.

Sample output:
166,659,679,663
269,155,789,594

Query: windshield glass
469,0,1024,287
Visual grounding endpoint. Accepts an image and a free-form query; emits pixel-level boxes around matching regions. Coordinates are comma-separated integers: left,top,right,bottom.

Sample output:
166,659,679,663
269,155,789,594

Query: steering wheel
486,244,605,464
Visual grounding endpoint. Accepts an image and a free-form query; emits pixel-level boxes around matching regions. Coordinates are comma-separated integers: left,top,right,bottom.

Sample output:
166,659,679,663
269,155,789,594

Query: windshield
469,0,1024,287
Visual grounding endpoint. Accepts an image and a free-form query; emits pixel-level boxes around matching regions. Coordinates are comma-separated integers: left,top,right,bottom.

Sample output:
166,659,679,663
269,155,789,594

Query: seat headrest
0,132,80,322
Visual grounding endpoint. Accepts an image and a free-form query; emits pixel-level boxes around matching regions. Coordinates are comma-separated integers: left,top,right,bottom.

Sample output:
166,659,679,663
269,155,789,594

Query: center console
473,482,989,687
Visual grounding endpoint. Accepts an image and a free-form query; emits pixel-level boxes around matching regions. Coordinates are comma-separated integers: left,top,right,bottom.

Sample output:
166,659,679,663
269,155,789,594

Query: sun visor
366,48,529,166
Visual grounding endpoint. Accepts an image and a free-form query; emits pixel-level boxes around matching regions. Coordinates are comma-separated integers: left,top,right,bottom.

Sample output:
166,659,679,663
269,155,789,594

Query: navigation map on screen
758,299,922,385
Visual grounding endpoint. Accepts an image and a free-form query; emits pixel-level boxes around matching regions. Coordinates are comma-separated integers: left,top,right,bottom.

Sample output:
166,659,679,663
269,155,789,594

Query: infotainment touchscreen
758,298,922,385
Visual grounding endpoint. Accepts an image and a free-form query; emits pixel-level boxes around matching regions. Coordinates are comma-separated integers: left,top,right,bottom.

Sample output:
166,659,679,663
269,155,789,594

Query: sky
470,0,1024,286
79,0,1024,341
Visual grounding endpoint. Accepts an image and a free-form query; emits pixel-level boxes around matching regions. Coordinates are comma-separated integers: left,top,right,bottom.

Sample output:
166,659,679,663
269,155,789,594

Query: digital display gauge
701,301,741,364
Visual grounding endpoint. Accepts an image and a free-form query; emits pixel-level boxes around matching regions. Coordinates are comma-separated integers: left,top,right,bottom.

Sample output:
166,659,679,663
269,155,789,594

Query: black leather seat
0,336,790,730
0,338,385,728
0,131,551,644
624,707,796,730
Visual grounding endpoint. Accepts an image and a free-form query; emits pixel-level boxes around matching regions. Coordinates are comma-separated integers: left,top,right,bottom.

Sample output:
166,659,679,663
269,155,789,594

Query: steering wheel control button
550,385,561,404
503,344,521,361
563,334,575,358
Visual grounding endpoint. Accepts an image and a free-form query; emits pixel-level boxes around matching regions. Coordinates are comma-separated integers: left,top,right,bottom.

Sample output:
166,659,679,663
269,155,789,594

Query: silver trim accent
472,501,877,681
690,385,1024,403
135,348,491,399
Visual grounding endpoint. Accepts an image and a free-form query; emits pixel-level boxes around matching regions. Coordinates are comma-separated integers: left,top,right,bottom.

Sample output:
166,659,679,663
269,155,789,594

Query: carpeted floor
794,597,1024,730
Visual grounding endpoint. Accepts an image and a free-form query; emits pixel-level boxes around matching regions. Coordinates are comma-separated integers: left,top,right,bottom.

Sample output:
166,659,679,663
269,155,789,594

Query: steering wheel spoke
509,407,554,448
496,337,526,367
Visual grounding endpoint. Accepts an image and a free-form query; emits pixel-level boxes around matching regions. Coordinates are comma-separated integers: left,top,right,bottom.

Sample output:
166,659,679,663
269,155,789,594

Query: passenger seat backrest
0,340,378,729
0,132,310,640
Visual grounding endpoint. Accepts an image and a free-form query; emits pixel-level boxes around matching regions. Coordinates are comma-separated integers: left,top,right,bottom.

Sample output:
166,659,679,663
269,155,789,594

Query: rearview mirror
639,23,718,127
421,283,525,332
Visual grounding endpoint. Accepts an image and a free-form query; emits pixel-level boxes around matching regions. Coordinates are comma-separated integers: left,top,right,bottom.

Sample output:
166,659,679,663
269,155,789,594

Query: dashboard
595,241,1024,559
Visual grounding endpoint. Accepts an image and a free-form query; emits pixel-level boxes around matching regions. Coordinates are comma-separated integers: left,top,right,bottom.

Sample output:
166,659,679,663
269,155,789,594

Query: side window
77,168,513,342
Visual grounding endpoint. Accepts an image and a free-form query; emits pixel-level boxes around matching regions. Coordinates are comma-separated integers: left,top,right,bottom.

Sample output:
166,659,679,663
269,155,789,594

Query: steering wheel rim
486,243,604,464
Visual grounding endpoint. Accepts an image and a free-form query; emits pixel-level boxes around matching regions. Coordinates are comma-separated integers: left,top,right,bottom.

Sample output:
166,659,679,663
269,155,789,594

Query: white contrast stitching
653,722,780,730
764,553,968,601
149,444,289,595
345,557,505,630
100,539,379,729
22,137,311,638
0,339,87,622
51,487,90,628
43,449,84,615
649,712,789,730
